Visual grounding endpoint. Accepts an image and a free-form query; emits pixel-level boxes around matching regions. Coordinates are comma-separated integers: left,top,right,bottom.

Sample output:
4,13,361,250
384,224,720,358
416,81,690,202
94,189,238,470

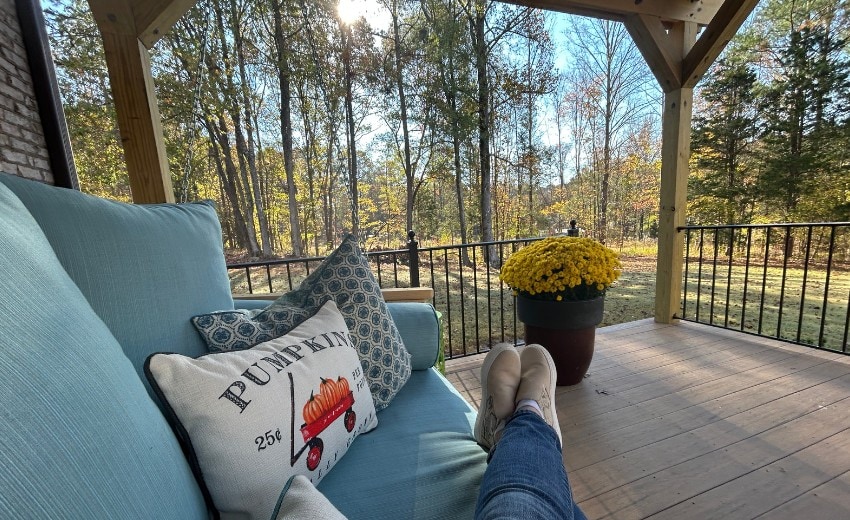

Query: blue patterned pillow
192,234,412,410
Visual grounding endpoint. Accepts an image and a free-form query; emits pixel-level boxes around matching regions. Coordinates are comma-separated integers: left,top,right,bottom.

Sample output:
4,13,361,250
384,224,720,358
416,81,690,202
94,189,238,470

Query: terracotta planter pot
516,294,604,386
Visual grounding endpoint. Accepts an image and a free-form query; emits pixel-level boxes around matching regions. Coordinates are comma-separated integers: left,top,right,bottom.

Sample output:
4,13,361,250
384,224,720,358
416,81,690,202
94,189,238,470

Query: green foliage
691,0,850,225
690,60,758,224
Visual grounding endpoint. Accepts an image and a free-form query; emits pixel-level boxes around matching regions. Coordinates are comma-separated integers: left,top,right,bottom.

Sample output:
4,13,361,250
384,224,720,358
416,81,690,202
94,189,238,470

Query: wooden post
654,22,696,323
655,87,693,323
89,0,174,203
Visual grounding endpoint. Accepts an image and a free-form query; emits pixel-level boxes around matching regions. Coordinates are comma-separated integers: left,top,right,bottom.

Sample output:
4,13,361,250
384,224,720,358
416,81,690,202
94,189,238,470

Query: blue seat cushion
0,173,234,382
318,368,487,519
0,181,208,518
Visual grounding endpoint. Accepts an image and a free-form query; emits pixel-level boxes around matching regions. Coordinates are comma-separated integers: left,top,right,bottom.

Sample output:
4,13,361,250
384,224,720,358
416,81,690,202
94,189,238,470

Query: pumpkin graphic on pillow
294,374,357,471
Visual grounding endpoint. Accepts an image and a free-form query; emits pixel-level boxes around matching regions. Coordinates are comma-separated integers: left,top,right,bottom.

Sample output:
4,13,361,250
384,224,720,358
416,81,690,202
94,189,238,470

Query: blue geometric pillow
192,234,412,411
191,308,303,352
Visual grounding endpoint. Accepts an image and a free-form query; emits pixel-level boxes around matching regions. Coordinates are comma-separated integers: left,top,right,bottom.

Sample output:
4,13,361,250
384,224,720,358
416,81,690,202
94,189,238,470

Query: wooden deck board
443,319,850,519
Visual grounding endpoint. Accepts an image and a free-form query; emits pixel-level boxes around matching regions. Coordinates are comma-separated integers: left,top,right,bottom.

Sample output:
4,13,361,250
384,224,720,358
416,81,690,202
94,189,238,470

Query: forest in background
44,0,849,259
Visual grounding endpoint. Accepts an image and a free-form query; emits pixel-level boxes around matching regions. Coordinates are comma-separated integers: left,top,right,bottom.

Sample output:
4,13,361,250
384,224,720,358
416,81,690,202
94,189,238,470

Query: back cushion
0,173,234,380
0,182,208,518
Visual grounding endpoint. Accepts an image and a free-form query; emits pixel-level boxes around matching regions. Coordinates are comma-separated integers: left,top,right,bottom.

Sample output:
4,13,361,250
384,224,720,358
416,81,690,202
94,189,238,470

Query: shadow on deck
444,319,850,519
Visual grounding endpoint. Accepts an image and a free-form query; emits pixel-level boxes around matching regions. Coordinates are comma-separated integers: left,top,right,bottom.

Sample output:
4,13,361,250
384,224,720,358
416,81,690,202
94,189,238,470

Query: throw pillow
193,234,412,411
147,301,378,520
271,475,347,520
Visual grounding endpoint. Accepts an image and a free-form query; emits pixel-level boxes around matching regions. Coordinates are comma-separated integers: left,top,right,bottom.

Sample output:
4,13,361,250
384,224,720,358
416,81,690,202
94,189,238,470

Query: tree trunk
341,24,359,237
272,0,303,256
213,5,260,256
228,0,272,256
471,6,496,265
204,114,258,255
390,0,415,236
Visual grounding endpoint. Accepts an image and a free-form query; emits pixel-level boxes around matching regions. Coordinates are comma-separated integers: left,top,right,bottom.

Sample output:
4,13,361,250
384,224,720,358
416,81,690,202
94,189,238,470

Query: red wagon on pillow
288,373,356,471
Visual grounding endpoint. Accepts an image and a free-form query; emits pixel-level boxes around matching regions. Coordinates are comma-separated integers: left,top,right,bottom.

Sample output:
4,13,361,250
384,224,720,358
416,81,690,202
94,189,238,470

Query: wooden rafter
624,13,682,92
683,0,760,87
132,0,197,49
497,0,722,25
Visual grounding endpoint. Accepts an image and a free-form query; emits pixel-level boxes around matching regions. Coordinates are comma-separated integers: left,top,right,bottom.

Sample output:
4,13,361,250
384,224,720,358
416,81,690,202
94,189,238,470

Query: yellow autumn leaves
500,237,621,301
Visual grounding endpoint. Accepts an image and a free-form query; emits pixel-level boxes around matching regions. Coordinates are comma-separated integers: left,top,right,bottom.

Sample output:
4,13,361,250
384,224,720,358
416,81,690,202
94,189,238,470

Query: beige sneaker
474,343,521,450
516,344,562,447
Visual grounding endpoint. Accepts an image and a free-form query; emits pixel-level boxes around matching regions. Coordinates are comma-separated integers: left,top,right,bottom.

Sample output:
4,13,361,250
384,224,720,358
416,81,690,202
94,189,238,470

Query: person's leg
474,411,585,519
474,345,587,520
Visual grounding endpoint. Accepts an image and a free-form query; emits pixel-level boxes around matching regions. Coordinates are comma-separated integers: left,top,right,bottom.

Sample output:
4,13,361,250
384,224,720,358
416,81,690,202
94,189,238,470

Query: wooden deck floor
444,319,850,519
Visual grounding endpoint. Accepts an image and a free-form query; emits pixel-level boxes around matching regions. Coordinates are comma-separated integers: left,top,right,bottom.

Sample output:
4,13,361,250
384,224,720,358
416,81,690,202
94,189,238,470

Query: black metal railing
227,233,544,360
680,223,850,354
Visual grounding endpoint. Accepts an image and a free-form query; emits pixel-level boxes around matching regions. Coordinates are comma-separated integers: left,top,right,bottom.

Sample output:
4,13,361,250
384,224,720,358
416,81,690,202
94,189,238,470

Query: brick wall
0,0,53,184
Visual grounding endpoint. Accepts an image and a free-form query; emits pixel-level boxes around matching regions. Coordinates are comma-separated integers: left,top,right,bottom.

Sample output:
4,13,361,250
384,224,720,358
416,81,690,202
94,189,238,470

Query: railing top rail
227,256,329,269
415,236,545,254
678,222,850,231
226,236,549,269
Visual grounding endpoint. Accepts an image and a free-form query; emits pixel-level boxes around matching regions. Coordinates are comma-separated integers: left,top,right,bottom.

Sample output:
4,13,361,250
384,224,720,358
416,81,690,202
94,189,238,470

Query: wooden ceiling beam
624,13,682,92
498,0,722,25
132,0,197,49
683,0,760,87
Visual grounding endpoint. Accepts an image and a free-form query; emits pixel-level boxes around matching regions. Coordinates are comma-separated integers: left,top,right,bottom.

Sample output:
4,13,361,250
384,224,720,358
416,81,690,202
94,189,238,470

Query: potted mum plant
500,236,621,385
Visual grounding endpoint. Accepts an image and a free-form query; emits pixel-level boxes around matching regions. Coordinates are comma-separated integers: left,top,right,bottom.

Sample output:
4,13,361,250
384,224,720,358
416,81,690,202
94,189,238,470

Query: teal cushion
0,182,208,518
193,234,412,411
0,172,234,380
318,369,487,519
387,303,440,370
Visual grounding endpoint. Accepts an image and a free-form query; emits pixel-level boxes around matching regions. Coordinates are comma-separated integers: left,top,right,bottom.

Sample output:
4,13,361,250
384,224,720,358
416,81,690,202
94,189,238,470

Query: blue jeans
475,410,587,520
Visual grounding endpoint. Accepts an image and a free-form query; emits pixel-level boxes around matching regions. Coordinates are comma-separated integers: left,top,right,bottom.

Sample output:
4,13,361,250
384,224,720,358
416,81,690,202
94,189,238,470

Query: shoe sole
474,343,518,448
523,344,562,448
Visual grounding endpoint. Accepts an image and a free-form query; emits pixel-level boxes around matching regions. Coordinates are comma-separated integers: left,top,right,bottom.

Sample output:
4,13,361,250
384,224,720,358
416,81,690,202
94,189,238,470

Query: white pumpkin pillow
146,301,377,520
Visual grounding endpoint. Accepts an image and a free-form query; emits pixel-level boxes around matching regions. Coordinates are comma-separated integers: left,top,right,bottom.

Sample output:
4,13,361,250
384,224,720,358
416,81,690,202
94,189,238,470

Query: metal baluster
458,248,467,356
797,226,814,343
696,229,705,322
266,264,273,293
724,228,734,327
486,243,493,349
777,227,791,339
500,242,506,343
392,252,399,287
472,245,480,353
758,227,771,335
683,228,691,319
710,228,720,324
741,228,753,332
818,225,837,347
443,250,452,357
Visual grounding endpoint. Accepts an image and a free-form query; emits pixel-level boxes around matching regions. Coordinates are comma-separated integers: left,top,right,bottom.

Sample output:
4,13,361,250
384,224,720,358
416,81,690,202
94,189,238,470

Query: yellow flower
499,237,621,302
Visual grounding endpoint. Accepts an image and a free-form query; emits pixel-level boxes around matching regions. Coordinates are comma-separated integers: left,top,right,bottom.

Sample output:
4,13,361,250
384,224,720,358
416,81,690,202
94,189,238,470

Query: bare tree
567,18,653,243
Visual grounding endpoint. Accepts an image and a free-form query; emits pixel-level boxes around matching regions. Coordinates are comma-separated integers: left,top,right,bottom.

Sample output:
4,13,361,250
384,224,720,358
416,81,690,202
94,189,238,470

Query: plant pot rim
516,293,604,330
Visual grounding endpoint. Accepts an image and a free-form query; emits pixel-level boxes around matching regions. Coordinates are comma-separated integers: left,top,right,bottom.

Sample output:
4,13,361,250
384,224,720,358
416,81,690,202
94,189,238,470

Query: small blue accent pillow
193,234,412,410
